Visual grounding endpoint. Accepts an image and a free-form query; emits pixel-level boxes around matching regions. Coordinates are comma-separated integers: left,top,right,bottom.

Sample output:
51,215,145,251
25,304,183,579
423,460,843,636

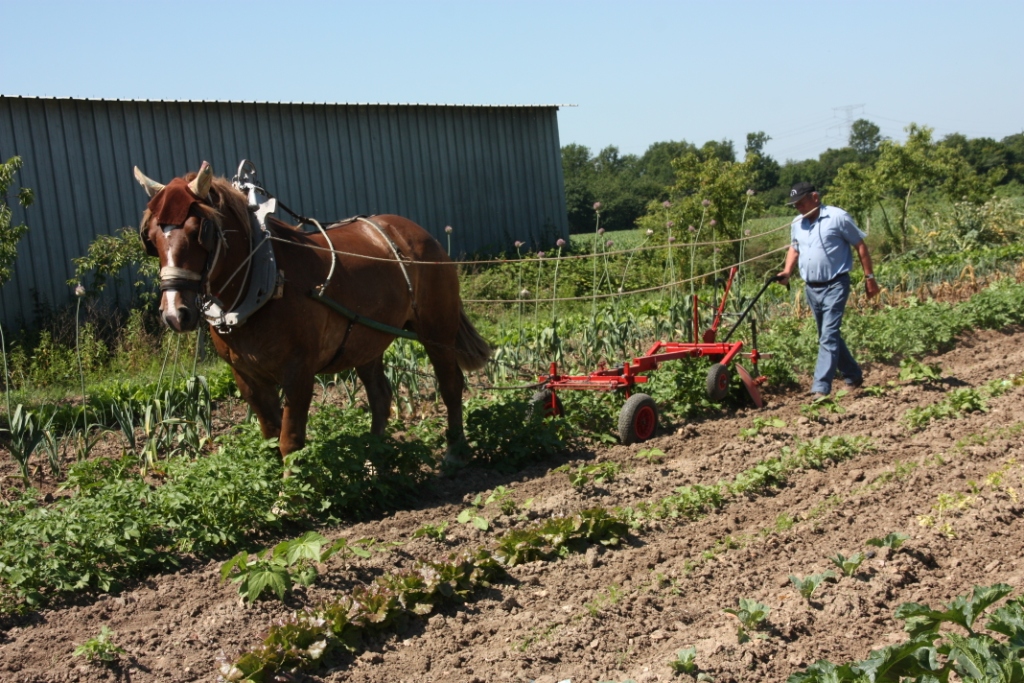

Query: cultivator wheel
618,393,658,445
529,389,564,419
705,363,731,402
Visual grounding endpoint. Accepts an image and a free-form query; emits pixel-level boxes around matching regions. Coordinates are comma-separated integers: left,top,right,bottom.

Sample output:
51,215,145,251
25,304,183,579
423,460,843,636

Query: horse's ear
188,161,213,199
134,166,165,198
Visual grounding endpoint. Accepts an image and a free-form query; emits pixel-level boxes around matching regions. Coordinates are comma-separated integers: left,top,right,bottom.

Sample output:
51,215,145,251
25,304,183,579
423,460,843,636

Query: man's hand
865,278,880,299
777,271,791,286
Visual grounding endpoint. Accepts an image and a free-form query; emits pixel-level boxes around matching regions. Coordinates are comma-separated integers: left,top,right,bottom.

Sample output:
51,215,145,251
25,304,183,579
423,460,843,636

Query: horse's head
134,162,225,332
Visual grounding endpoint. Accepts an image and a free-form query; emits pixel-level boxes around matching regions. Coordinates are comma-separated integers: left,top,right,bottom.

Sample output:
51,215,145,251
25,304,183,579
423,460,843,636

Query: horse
133,161,491,462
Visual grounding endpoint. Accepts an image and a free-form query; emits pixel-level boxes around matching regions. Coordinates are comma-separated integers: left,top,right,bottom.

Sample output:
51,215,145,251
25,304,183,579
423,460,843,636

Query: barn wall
0,97,567,331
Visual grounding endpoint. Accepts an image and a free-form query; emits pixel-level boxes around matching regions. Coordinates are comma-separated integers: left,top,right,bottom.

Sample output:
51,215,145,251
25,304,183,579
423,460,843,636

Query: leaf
285,531,327,565
472,516,490,531
246,565,290,602
220,551,251,582
787,659,861,683
853,635,941,681
457,509,473,524
986,598,1024,647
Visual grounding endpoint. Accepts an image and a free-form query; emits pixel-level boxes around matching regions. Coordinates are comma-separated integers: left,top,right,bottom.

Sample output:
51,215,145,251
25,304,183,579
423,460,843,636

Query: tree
636,140,697,186
745,131,780,193
0,156,35,288
849,119,882,159
562,143,597,233
700,139,736,163
637,147,762,268
1000,132,1024,184
855,124,998,252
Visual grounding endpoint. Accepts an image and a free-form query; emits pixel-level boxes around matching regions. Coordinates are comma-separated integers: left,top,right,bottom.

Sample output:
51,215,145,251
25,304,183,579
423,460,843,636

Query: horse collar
198,192,281,334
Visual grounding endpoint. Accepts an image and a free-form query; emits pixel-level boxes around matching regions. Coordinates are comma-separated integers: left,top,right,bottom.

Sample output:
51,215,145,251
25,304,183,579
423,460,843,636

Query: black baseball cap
786,182,816,205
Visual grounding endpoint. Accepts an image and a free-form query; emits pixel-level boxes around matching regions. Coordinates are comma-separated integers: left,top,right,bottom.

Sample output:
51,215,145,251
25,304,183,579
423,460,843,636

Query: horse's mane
138,172,311,244
205,174,312,244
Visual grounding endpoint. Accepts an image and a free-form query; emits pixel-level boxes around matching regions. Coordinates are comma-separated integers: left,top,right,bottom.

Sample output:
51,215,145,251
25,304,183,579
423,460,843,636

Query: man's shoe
845,378,864,390
806,390,829,399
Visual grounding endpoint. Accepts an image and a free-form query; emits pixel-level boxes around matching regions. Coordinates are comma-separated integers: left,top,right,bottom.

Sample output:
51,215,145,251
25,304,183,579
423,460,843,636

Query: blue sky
3,1,1021,163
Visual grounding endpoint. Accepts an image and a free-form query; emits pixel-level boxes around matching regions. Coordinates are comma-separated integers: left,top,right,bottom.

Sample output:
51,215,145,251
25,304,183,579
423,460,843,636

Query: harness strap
309,291,419,340
356,216,416,303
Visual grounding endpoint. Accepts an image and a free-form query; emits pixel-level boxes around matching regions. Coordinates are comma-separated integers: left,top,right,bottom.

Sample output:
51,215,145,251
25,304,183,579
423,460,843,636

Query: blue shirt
790,205,866,284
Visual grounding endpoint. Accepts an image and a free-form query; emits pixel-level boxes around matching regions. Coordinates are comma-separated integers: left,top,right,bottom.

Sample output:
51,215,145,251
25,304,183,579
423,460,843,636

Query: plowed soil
2,327,1023,683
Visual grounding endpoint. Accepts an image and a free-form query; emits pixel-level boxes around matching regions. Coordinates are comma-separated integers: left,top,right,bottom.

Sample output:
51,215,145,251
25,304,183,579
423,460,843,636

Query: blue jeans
805,274,861,394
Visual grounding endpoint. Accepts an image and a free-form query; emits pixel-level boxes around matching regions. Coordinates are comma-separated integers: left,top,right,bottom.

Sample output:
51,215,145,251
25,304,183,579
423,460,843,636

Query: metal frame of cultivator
533,269,785,445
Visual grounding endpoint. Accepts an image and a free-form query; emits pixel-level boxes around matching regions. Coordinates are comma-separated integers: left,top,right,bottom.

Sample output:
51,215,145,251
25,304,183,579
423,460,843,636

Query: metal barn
0,96,568,331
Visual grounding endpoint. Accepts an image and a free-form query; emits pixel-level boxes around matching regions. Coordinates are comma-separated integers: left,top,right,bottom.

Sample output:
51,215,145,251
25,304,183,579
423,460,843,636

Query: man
777,182,880,396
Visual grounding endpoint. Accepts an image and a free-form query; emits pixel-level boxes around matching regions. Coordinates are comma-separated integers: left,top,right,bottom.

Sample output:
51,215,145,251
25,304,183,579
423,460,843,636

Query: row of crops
1,243,1023,612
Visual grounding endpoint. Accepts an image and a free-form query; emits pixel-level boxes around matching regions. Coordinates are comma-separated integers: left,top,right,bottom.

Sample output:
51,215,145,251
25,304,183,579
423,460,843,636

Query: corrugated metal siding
0,97,567,331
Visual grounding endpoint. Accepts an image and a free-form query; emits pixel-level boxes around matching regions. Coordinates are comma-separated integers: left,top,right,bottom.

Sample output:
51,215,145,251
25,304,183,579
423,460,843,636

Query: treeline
564,120,1024,255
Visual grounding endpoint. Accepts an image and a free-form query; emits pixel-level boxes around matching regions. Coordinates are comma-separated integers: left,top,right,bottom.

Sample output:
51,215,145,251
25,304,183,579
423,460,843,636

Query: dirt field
1,326,1023,683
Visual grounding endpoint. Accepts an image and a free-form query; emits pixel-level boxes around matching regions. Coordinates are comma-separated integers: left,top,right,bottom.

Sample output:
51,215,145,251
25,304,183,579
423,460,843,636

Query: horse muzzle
162,300,199,332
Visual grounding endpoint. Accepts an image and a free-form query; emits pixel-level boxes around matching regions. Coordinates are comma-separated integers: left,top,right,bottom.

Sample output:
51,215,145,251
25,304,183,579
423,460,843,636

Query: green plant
789,585,1023,683
828,552,866,577
73,626,126,664
800,391,847,420
789,572,835,603
227,549,506,681
555,460,622,489
0,155,35,288
898,357,944,384
412,522,449,542
636,447,666,464
484,485,520,516
220,532,373,603
2,404,46,482
904,387,988,430
457,499,490,531
669,646,698,675
739,416,786,439
862,382,894,397
723,598,771,643
866,532,910,551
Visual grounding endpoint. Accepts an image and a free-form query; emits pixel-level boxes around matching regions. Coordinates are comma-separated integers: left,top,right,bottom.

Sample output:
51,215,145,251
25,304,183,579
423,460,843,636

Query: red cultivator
533,270,784,444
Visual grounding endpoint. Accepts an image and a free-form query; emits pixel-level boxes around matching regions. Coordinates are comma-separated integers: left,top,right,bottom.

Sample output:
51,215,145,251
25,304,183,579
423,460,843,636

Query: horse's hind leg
423,345,468,463
356,357,393,435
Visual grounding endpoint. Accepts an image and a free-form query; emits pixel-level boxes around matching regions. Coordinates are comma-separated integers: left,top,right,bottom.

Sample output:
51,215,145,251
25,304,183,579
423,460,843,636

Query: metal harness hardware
199,160,281,334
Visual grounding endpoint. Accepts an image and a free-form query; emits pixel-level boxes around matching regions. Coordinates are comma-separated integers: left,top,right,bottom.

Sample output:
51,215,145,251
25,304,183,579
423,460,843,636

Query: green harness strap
309,291,419,341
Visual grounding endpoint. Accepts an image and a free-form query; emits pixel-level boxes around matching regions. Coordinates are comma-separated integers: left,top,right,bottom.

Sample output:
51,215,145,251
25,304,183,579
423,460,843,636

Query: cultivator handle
722,273,787,343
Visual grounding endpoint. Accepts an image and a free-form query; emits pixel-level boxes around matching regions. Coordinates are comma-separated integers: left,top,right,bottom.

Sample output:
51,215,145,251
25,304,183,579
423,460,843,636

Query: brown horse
133,162,491,461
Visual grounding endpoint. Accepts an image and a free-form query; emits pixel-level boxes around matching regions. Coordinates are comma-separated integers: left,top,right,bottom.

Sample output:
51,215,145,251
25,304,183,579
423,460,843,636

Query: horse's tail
454,307,492,372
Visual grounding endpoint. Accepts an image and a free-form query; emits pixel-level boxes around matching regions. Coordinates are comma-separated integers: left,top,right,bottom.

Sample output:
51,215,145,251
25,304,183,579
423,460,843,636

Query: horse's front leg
280,377,316,456
232,368,282,440
355,357,393,436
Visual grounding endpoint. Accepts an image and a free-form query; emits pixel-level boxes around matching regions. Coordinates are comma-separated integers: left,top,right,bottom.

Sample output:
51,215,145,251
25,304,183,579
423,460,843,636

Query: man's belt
805,272,850,288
